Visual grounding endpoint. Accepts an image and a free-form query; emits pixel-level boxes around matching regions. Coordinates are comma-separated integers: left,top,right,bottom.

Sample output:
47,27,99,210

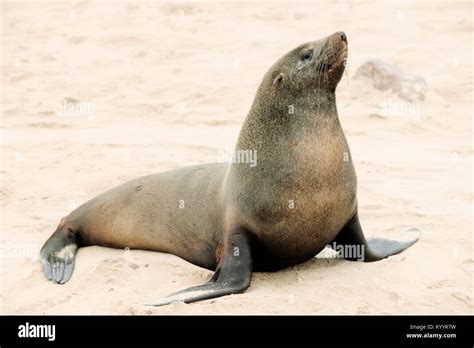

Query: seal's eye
302,50,313,61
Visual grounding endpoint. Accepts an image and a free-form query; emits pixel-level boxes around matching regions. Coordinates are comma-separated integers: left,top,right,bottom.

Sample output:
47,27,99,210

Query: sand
0,0,472,314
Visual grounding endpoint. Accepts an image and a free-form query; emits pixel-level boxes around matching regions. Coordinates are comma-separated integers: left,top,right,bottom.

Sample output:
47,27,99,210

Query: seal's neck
236,90,340,151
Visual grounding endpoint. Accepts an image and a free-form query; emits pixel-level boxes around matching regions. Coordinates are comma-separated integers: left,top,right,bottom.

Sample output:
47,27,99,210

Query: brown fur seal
41,32,420,305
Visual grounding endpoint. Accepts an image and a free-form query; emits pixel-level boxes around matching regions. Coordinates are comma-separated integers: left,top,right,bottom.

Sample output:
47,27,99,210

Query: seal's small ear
272,73,284,88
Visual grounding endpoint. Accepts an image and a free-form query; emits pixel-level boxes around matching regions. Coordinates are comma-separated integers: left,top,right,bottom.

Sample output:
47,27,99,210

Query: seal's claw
52,259,65,283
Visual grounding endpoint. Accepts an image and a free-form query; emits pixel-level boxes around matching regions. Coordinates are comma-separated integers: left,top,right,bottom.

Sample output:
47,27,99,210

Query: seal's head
269,31,348,95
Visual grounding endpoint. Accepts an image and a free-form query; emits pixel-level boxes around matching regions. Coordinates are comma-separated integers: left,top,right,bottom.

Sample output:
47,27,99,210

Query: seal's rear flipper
331,212,421,262
146,229,254,307
40,225,80,284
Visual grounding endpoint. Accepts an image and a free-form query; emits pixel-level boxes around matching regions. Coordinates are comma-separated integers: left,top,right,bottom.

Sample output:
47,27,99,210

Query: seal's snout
331,31,347,47
321,32,348,75
324,32,348,54
337,31,347,44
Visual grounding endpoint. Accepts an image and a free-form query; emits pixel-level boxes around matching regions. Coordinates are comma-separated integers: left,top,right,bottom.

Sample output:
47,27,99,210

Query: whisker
344,59,350,86
316,63,323,115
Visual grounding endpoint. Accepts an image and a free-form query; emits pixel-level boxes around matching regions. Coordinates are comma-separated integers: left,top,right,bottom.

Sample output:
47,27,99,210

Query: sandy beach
1,0,472,314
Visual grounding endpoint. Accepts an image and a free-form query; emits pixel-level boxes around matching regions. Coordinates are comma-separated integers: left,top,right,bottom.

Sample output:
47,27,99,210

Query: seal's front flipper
147,229,254,306
331,212,421,262
40,226,80,284
366,233,420,259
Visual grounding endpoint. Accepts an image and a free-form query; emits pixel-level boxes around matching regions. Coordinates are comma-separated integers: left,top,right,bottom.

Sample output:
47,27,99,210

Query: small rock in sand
355,59,428,102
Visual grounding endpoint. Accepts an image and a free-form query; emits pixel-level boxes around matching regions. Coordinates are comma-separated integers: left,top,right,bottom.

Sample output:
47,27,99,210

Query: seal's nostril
338,31,347,43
